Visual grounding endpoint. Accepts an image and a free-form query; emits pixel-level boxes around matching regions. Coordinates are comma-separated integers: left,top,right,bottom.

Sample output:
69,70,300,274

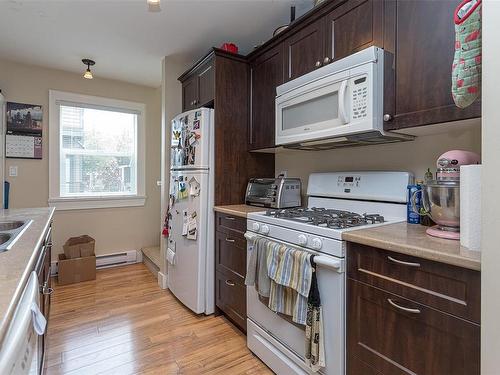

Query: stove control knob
298,234,308,246
311,238,323,250
252,222,261,232
260,225,270,235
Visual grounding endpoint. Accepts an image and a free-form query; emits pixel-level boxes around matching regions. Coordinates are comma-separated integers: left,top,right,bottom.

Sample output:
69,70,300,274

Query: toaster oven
245,178,301,209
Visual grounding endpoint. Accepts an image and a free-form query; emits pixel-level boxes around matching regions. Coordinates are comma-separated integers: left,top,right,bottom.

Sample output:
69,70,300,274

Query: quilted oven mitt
452,0,482,109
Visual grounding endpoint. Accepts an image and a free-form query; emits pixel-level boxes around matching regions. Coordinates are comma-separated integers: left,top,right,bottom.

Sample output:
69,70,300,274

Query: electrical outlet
278,170,288,178
9,166,18,177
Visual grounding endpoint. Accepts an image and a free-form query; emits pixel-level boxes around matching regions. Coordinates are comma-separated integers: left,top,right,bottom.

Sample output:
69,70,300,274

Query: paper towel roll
460,165,482,251
166,248,176,265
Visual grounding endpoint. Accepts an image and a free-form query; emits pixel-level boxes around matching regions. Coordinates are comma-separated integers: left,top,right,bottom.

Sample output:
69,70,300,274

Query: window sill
48,195,147,211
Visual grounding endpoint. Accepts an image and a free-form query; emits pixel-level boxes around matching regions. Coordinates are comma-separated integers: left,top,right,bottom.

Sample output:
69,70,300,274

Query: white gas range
245,171,413,375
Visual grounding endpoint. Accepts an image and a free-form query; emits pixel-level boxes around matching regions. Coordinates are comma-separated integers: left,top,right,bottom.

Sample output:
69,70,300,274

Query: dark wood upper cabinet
383,0,481,130
284,18,325,81
180,55,215,112
182,76,198,112
197,60,215,107
249,43,284,150
179,49,275,205
325,0,384,62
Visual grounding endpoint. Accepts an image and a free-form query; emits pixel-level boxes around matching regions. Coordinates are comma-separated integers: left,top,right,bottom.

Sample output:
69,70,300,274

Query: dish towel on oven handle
267,242,313,325
245,235,271,298
305,256,325,372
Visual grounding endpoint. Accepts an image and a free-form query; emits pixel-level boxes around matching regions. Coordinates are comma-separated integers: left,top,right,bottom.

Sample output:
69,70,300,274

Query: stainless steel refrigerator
167,108,214,314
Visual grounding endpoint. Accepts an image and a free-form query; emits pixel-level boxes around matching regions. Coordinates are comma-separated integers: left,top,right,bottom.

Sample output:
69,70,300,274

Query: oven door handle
244,232,344,273
314,256,343,272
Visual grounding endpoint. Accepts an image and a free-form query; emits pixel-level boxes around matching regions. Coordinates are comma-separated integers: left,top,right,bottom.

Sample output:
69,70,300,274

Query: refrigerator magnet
179,180,188,200
188,133,197,146
182,210,188,236
193,120,200,130
187,218,197,240
189,177,201,197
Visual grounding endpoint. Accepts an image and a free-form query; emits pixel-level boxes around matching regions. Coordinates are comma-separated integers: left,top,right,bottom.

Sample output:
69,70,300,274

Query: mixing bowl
419,180,460,229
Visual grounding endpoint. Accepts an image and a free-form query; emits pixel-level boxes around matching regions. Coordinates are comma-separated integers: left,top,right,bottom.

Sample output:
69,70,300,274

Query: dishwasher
0,271,47,374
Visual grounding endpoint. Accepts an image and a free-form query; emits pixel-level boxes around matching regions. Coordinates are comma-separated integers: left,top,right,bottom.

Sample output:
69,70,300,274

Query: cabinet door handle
225,279,235,287
41,282,53,295
315,61,322,68
383,114,393,122
387,298,421,314
387,256,421,267
224,216,235,221
323,57,331,64
225,238,235,243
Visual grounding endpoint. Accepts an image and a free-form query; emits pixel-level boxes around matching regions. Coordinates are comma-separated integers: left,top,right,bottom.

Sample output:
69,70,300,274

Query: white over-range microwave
275,46,413,150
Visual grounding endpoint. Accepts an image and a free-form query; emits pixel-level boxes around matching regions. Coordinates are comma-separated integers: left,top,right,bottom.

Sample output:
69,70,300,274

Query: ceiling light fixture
82,58,95,79
147,0,161,12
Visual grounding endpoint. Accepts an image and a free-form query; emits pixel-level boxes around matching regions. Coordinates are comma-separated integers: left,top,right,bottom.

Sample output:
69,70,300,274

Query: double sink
0,220,32,252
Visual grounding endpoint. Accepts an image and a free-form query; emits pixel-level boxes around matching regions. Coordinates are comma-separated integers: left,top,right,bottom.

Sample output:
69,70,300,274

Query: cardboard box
58,254,96,285
63,235,95,259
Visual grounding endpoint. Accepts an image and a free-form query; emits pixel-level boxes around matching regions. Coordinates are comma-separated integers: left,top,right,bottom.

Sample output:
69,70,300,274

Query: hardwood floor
45,263,272,375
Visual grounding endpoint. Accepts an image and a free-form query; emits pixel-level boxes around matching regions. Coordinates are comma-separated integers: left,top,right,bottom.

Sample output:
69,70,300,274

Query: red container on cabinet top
220,43,238,54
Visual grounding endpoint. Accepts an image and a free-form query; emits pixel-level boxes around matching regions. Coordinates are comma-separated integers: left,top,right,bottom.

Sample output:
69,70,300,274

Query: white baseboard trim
158,271,168,290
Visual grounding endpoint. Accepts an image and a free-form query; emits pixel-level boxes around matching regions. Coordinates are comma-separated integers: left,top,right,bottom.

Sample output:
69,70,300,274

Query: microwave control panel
351,75,368,120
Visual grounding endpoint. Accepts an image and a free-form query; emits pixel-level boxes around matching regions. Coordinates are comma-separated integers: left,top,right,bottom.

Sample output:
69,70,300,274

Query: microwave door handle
338,80,349,124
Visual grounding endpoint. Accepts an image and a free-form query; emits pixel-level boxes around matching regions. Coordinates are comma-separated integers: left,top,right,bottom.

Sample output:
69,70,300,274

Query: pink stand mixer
414,150,480,240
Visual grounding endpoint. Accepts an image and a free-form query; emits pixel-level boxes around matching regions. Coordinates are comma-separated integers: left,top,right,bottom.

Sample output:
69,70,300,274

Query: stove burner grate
265,207,385,229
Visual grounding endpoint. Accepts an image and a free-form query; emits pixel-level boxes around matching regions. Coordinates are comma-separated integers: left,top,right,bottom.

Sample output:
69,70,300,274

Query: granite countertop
343,222,481,271
0,207,55,347
214,204,266,218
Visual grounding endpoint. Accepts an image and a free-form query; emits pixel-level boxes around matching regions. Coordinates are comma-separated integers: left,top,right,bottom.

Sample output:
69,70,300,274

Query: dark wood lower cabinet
215,271,247,332
347,278,480,375
214,213,247,333
35,223,52,374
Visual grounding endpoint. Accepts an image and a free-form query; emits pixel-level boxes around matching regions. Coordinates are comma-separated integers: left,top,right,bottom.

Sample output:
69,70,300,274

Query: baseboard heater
51,250,138,275
96,250,138,269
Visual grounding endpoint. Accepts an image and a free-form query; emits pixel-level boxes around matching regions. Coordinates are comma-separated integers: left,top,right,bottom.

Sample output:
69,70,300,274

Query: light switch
9,166,18,177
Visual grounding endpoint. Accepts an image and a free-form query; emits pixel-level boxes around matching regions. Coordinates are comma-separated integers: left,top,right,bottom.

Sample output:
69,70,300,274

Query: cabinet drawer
347,279,480,375
347,243,480,323
216,270,247,332
347,355,382,375
215,212,247,235
215,230,246,283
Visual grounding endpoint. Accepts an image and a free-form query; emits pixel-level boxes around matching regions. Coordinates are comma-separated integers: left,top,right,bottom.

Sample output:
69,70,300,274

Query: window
49,91,146,210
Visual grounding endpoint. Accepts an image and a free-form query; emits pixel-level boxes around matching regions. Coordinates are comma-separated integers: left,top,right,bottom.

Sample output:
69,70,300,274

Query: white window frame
49,90,146,210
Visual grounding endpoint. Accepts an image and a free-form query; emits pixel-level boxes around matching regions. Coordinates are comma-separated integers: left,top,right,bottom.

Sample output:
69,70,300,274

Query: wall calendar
5,102,43,159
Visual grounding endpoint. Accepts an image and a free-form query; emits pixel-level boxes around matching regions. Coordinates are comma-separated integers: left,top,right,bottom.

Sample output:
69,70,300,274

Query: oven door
246,236,345,375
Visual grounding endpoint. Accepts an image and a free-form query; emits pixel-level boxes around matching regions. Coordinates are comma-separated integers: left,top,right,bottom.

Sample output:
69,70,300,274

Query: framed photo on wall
6,102,43,159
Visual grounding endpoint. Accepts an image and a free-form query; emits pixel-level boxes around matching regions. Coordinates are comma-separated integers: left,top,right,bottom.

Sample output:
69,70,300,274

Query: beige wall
276,121,481,195
0,59,162,260
481,1,500,373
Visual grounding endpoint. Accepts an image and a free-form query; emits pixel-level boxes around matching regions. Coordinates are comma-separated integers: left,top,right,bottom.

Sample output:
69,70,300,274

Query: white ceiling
0,0,313,87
